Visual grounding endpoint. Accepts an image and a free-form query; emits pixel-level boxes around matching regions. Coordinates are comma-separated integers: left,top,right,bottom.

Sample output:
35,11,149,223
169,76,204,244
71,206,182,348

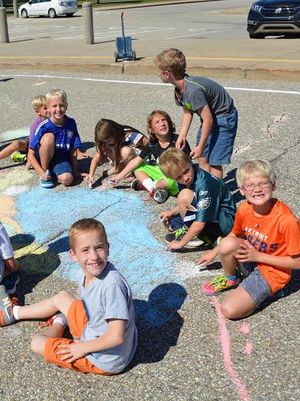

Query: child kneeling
0,218,137,375
159,148,236,250
200,159,300,319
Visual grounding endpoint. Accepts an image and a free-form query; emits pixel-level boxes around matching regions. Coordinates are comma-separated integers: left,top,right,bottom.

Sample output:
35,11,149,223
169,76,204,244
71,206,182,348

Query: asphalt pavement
0,1,300,400
1,0,300,80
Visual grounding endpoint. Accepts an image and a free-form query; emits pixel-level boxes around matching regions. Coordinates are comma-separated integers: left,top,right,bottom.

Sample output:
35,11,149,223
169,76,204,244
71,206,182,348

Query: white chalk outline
1,73,300,95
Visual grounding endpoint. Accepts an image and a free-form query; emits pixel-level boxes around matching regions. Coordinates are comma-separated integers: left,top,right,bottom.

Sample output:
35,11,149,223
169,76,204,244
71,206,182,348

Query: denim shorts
239,263,272,307
196,107,238,165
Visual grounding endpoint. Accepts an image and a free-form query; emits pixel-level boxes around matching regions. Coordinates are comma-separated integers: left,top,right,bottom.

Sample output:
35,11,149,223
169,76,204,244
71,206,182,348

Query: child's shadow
129,283,187,368
11,233,61,304
224,168,244,204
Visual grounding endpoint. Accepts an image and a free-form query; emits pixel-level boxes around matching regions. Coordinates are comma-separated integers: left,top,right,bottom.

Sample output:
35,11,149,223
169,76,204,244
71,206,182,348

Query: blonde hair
147,110,175,142
159,148,191,180
46,88,68,105
155,48,186,80
32,95,47,112
69,218,108,250
236,159,276,188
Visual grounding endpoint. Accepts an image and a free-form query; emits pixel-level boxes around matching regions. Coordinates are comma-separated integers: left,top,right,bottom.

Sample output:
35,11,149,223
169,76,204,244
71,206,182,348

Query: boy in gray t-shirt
0,218,137,375
156,48,238,179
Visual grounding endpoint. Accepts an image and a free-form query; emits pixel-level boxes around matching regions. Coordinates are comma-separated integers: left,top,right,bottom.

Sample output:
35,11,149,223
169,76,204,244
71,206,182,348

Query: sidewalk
1,1,300,80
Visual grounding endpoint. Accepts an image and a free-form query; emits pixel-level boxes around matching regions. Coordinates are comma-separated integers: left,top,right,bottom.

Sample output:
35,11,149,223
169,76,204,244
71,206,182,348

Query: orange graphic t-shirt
232,199,300,293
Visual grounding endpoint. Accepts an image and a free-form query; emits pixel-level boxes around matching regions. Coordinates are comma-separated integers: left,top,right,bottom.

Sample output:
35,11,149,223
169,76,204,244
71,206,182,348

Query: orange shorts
44,299,113,375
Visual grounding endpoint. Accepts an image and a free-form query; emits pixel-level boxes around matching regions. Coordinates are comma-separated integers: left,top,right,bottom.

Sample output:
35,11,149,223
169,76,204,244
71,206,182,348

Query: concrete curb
1,60,300,81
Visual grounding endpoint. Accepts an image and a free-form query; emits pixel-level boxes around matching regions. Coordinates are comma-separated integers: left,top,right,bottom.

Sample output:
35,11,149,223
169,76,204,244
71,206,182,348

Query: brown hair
155,48,186,80
159,148,191,180
94,119,129,169
69,218,108,250
146,110,175,142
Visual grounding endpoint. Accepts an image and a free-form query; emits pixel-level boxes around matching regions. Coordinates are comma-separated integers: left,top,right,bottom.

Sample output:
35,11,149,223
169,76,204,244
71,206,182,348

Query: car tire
249,33,265,39
66,13,74,17
114,52,118,62
21,9,28,18
48,8,56,18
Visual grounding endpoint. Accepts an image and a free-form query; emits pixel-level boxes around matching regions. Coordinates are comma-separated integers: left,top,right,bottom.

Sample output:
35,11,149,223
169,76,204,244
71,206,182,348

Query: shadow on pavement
11,233,61,304
128,283,187,369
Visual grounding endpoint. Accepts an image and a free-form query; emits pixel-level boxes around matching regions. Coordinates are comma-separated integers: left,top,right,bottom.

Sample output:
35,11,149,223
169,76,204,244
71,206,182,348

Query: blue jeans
196,107,238,165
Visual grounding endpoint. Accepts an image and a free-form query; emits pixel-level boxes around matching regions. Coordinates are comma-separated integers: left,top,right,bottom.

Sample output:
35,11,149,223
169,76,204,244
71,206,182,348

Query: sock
142,178,154,193
13,305,20,320
52,314,66,327
225,274,237,282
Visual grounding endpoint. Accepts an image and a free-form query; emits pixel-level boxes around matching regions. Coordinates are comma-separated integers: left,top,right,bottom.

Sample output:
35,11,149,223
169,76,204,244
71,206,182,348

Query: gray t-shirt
78,262,137,373
175,76,234,117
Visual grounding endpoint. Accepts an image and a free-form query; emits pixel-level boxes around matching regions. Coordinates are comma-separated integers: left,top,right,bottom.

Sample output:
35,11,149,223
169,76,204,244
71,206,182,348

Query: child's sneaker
2,271,20,295
165,226,204,248
11,152,27,163
0,285,15,326
151,188,169,204
131,179,146,191
40,169,54,189
201,274,240,296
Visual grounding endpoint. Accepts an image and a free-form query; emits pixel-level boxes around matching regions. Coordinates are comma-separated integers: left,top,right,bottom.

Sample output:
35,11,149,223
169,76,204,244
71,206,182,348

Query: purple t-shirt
29,116,42,142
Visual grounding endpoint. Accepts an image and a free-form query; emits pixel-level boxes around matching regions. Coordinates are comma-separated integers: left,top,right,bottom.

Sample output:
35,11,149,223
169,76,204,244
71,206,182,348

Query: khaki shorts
44,300,113,375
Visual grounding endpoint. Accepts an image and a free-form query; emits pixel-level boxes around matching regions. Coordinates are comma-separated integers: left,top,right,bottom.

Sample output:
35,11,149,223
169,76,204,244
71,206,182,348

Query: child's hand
83,173,94,189
190,146,203,160
159,210,172,222
110,174,121,186
166,240,183,251
40,170,52,181
197,249,218,267
236,241,260,263
176,136,186,150
57,342,86,363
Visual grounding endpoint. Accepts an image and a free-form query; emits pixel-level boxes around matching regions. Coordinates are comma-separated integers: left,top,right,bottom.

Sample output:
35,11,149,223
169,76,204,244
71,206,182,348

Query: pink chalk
211,297,250,401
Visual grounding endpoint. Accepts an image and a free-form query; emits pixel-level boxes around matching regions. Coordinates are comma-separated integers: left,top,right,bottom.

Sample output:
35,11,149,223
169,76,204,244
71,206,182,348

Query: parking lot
0,69,299,400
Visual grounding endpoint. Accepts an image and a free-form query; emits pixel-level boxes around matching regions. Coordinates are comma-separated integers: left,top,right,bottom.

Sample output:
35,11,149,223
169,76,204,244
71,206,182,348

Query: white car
19,0,77,18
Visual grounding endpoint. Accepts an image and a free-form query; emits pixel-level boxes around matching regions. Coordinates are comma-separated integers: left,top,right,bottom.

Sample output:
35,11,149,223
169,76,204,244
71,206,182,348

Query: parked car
19,0,77,18
247,0,300,38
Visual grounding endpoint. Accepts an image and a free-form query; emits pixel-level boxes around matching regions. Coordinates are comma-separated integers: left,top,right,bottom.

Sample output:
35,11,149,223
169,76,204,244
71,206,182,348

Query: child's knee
177,188,193,204
58,173,73,186
40,133,55,147
218,236,240,256
121,146,135,162
31,335,46,356
220,302,238,320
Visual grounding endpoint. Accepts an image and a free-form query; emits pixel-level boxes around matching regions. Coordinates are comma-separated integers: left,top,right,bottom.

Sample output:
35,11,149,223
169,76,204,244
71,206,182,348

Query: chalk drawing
211,297,250,401
16,187,184,298
0,128,30,142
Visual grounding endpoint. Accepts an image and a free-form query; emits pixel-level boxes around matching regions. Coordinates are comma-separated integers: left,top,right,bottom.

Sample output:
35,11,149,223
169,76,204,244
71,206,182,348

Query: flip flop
40,170,54,189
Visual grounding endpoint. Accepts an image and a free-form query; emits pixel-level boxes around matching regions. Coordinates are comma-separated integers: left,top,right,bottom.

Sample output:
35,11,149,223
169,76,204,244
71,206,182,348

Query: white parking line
1,73,300,95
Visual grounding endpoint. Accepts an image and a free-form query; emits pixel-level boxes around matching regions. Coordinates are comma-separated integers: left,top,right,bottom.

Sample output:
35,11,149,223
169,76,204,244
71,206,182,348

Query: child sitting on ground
0,222,20,295
158,148,236,250
0,218,138,375
111,110,191,204
0,95,48,166
155,48,238,179
28,89,82,188
86,119,148,188
200,159,300,319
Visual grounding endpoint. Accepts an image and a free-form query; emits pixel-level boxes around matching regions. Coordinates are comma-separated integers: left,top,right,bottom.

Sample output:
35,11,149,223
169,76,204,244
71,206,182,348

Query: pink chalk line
211,297,250,401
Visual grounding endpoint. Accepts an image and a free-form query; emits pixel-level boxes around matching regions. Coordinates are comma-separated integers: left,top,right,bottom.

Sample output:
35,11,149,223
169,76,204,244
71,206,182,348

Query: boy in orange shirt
200,159,300,319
